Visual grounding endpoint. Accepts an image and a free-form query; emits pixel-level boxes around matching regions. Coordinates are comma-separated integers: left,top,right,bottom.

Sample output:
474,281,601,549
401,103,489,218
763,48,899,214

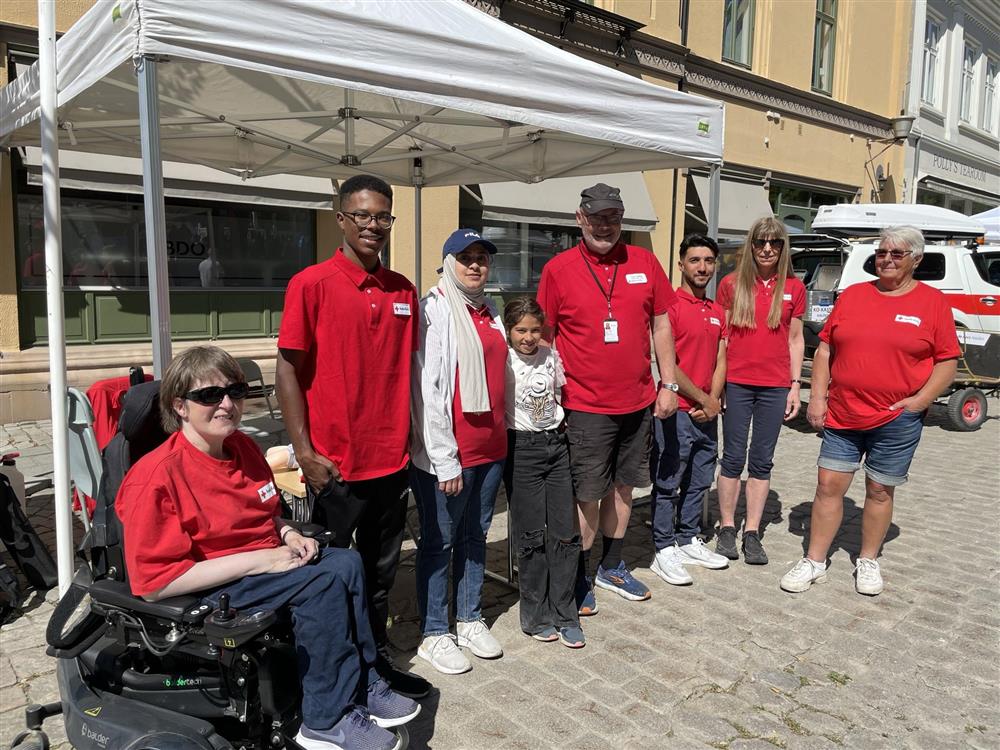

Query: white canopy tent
971,206,1000,243
1,0,724,590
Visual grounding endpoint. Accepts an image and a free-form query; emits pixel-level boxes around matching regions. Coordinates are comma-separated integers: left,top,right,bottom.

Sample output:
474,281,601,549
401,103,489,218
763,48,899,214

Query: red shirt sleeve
277,272,315,352
651,255,676,316
717,275,734,311
537,266,560,334
790,278,806,318
118,474,197,597
932,295,961,362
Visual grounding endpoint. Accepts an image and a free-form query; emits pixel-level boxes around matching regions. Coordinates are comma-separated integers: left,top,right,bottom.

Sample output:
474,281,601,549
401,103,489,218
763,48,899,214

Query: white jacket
409,287,504,481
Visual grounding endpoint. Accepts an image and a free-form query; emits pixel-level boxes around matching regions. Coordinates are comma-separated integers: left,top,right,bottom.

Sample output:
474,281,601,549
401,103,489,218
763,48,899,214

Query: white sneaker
780,557,828,593
678,538,730,569
650,546,693,586
456,619,503,659
417,634,471,674
855,558,884,596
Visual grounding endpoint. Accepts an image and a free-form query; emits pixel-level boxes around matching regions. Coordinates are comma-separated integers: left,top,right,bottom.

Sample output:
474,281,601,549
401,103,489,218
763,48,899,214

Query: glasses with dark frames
751,238,785,251
184,382,250,405
340,210,396,229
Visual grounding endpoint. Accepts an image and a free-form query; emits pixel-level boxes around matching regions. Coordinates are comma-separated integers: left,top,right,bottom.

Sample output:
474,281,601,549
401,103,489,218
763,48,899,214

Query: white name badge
782,293,793,301
709,317,721,326
603,319,619,343
625,273,648,284
392,302,412,316
895,314,921,327
257,481,277,502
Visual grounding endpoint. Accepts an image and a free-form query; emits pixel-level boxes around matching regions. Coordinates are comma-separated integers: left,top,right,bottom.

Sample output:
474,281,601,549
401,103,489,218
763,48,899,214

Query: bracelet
280,526,296,542
790,379,802,385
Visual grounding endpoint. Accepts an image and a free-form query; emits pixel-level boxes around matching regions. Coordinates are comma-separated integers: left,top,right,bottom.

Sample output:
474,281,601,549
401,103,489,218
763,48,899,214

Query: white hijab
438,254,490,413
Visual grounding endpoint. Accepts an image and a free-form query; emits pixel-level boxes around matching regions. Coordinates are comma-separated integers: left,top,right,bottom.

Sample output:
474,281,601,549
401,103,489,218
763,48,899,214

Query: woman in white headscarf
410,229,508,676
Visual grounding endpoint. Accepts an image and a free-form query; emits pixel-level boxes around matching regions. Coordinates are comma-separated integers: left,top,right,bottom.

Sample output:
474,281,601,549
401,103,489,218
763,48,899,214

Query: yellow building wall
391,186,459,296
3,0,95,31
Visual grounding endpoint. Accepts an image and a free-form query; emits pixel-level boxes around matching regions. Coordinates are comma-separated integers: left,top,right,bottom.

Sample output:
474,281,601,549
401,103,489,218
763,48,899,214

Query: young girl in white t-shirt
503,297,584,648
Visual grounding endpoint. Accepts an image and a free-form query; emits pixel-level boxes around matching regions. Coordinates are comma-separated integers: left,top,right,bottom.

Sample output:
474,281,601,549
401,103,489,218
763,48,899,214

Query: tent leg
414,184,423,294
137,56,172,376
706,162,722,298
38,0,73,595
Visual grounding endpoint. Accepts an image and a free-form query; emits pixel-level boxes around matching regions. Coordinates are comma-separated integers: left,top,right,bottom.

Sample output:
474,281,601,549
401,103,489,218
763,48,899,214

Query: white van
803,204,998,334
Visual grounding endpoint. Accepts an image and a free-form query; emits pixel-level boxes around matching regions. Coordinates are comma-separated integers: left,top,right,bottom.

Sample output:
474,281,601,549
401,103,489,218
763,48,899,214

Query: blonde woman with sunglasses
713,217,806,565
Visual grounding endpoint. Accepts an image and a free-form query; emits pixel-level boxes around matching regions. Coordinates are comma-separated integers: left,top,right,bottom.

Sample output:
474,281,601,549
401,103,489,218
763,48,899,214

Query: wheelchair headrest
118,380,165,441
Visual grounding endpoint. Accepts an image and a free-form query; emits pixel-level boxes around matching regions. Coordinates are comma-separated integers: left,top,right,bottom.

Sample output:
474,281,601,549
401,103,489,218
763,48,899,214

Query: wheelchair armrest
282,519,333,544
90,579,211,624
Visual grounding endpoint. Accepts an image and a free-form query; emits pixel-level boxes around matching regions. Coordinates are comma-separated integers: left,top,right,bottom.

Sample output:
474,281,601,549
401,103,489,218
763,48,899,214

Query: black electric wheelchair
10,380,409,750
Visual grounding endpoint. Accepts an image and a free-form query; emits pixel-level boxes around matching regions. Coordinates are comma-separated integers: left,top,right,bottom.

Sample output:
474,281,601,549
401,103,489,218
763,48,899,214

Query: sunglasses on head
184,382,249,405
752,238,785,251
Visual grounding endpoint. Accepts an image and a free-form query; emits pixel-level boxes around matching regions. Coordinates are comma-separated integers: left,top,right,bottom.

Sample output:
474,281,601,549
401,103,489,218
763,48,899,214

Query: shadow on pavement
786,496,900,562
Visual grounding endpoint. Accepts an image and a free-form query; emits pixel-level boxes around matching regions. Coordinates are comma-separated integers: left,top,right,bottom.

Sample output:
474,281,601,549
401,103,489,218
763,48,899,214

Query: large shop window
16,192,315,290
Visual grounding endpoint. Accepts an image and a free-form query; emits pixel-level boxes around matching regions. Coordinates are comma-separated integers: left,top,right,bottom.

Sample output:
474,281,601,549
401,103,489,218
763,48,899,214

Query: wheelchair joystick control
216,593,235,624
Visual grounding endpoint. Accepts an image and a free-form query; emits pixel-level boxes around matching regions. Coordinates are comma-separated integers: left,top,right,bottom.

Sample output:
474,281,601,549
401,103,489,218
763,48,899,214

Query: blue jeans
818,409,925,486
411,461,504,636
720,383,789,480
201,548,374,731
650,411,719,549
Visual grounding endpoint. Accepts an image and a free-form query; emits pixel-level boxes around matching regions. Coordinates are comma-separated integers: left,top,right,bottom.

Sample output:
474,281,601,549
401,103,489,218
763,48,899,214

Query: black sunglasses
184,382,249,405
752,238,785,251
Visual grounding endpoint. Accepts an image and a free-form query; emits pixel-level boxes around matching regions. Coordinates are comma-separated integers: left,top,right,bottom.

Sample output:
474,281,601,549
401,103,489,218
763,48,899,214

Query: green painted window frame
722,0,755,69
811,0,837,95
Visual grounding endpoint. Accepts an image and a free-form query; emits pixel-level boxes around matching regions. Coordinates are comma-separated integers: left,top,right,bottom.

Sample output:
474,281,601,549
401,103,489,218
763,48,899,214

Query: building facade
2,0,920,420
904,0,1000,214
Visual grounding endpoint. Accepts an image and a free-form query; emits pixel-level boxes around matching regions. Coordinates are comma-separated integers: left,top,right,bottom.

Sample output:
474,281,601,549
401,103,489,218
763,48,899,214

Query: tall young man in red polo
537,183,679,615
649,234,731,586
276,174,430,699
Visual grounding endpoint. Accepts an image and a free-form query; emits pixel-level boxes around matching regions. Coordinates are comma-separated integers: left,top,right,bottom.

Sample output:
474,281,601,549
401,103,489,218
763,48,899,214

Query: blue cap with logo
442,228,498,258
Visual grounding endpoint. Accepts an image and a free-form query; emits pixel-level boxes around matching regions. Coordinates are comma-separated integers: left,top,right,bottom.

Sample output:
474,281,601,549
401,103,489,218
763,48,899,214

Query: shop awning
21,147,335,209
691,174,772,238
918,177,1000,206
479,172,658,232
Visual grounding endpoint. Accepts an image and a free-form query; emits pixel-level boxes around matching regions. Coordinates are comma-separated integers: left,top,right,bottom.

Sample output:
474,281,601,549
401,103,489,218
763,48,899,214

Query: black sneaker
715,526,739,560
742,531,768,565
376,645,431,699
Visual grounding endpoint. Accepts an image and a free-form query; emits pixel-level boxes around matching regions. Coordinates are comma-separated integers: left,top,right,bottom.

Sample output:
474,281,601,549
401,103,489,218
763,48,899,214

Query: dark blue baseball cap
442,228,498,258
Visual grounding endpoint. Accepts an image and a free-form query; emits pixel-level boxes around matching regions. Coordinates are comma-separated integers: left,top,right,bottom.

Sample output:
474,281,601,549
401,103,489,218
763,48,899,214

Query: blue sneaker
575,574,599,616
367,676,421,728
595,561,651,601
295,706,400,750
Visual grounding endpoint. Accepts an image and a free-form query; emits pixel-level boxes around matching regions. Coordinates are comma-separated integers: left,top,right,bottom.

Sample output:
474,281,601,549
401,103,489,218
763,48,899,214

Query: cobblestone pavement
2,396,998,749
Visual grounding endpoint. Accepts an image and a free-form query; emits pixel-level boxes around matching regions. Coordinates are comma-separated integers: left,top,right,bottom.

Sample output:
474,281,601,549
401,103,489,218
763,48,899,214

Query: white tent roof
971,206,1000,243
0,0,724,187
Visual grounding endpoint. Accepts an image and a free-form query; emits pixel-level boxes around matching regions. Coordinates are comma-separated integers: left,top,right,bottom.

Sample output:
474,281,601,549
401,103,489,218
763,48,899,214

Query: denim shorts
817,409,925,486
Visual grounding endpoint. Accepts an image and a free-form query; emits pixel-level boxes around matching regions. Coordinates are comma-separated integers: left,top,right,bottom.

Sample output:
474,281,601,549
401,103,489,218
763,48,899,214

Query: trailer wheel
946,388,988,431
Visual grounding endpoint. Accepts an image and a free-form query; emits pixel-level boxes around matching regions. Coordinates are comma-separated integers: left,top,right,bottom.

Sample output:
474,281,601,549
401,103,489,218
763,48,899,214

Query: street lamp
864,115,914,202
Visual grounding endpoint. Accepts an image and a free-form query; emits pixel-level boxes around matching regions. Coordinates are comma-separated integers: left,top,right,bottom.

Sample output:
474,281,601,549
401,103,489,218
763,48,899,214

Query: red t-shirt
669,289,727,411
717,273,806,388
819,281,960,430
278,250,418,481
537,241,676,415
117,431,281,597
453,305,508,468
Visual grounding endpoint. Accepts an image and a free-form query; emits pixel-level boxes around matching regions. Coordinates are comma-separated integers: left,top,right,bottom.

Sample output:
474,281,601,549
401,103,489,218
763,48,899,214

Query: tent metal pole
707,162,722,298
38,0,73,595
413,158,424,293
137,56,172,375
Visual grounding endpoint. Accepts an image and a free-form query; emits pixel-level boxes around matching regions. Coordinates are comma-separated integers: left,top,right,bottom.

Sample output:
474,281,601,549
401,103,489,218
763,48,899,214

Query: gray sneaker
715,526,739,560
741,531,768,565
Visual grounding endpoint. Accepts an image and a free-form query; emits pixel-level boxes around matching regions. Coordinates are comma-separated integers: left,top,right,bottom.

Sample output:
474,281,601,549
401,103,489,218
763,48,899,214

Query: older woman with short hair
781,226,959,596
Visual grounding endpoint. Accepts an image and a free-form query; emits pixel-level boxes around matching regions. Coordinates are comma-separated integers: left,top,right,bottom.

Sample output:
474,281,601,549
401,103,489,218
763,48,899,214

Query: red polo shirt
453,305,508,468
669,288,727,411
278,249,418,481
819,281,960,430
537,241,675,415
717,273,805,388
117,431,281,597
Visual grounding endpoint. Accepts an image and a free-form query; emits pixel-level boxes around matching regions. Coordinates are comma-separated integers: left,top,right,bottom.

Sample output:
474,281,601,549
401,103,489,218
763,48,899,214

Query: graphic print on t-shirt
517,367,558,427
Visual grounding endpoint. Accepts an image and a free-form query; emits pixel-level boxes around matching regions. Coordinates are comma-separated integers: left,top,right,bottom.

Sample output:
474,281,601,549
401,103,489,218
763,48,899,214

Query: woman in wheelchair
116,346,419,750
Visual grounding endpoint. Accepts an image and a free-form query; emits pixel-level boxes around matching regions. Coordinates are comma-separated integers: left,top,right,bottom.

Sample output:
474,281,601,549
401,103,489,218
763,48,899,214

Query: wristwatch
658,381,679,392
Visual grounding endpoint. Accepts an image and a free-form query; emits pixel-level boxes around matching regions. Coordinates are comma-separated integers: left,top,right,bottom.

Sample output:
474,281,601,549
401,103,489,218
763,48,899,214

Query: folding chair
235,357,277,419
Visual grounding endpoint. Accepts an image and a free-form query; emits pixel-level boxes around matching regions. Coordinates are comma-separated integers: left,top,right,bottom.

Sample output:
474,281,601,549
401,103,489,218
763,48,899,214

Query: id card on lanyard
580,248,620,345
